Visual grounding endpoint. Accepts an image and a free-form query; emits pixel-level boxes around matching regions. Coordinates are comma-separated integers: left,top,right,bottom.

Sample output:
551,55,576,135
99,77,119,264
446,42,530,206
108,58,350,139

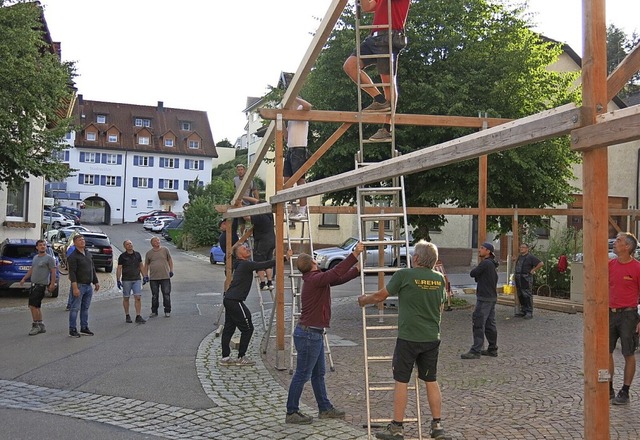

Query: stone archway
82,196,111,225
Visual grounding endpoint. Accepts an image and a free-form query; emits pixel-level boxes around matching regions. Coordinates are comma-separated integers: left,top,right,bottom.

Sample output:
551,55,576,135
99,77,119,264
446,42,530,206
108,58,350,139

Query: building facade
49,96,217,224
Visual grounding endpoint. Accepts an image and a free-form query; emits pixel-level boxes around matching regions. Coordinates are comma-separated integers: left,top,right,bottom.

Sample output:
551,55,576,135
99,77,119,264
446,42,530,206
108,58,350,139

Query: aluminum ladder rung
365,325,398,331
358,186,403,194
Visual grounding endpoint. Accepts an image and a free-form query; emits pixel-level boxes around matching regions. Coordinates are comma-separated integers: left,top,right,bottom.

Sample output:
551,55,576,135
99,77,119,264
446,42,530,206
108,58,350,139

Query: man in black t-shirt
251,213,276,291
116,240,146,324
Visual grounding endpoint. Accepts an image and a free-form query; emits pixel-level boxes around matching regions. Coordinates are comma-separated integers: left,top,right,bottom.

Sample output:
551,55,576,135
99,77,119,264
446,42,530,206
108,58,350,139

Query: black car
65,232,113,272
161,218,184,241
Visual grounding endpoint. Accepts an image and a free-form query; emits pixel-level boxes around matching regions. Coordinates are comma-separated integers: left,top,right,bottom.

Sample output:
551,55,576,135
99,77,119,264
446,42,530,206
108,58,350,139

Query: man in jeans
67,234,100,337
513,243,543,319
116,240,146,324
144,236,174,317
285,242,364,424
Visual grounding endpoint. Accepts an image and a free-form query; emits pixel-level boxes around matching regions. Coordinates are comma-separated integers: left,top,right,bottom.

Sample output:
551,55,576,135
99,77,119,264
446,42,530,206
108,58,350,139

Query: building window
138,156,149,167
147,200,153,209
181,122,191,131
5,183,27,218
138,136,150,145
136,177,149,188
188,140,200,149
161,179,176,190
96,115,106,124
164,138,174,147
163,158,175,168
86,132,97,141
188,160,199,170
52,150,66,161
108,134,118,143
321,213,338,227
85,152,97,163
65,132,73,140
131,199,137,208
83,175,96,185
135,118,151,127
106,154,118,165
105,176,117,186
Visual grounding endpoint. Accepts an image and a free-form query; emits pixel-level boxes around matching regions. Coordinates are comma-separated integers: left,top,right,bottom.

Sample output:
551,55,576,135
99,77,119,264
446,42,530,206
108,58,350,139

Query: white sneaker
236,356,256,366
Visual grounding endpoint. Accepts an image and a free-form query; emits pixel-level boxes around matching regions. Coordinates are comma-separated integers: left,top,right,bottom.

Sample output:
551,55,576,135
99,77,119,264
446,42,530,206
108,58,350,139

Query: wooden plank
607,42,640,101
270,104,581,205
259,108,512,128
231,0,349,209
579,0,610,438
571,105,640,150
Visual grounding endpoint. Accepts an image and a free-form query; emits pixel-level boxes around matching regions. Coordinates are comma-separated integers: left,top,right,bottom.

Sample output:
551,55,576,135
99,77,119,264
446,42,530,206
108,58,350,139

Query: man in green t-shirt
358,240,447,440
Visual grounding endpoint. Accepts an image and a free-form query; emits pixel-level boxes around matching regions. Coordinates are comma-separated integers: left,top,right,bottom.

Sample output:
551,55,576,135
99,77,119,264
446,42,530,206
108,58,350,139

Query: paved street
1,223,639,439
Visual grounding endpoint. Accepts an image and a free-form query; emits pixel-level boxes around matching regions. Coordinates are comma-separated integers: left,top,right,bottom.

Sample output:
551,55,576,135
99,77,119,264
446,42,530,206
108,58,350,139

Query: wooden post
274,114,287,370
477,115,489,243
580,1,610,438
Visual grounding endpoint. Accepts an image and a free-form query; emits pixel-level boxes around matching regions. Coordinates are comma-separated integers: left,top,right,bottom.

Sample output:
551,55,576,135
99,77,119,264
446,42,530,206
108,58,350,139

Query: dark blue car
0,239,59,297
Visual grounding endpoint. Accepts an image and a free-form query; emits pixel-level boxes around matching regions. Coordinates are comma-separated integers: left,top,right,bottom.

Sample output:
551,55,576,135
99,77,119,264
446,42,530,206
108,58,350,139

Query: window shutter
116,176,122,186
183,180,188,190
117,155,122,165
174,179,178,189
184,159,190,169
133,177,138,187
159,179,164,189
78,173,84,184
175,159,179,168
101,154,107,164
100,175,106,185
65,151,70,161
80,152,85,162
148,178,153,188
149,157,154,167
160,158,165,168
199,160,204,170
134,155,139,166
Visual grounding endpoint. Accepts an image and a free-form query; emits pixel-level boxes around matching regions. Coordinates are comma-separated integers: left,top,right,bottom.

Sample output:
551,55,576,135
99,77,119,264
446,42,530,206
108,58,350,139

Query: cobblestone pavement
2,263,640,438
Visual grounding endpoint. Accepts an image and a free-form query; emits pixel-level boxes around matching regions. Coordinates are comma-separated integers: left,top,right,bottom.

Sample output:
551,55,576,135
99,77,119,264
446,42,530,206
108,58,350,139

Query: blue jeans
69,283,93,331
286,326,332,413
471,299,498,353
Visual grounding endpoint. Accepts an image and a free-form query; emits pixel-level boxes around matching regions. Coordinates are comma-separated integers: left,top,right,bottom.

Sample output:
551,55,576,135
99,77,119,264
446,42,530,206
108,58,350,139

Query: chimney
78,94,83,105
157,101,164,112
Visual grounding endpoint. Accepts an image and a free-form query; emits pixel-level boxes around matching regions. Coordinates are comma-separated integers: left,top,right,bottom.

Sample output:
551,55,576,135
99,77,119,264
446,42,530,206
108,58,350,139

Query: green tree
301,0,581,240
0,0,76,186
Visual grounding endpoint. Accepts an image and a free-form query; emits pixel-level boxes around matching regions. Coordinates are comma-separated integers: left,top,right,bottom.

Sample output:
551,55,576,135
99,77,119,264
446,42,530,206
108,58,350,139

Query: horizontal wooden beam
270,104,581,206
259,108,512,128
571,104,640,151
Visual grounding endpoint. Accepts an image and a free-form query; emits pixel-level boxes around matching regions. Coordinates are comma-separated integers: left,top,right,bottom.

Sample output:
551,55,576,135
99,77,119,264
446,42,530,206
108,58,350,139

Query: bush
181,196,221,249
533,226,582,298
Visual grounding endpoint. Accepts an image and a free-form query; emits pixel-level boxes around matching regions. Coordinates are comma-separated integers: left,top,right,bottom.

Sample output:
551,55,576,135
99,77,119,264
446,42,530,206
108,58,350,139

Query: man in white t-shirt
284,96,312,221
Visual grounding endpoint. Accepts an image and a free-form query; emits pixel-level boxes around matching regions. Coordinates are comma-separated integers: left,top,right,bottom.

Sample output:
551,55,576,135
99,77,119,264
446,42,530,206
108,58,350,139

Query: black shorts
353,31,407,75
392,338,440,383
28,284,46,308
610,309,639,356
254,240,275,262
284,148,308,178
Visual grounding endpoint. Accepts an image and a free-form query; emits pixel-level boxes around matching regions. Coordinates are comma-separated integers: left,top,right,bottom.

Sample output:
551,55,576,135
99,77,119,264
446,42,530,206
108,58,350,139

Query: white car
45,226,90,243
143,215,176,230
150,218,175,233
43,211,74,229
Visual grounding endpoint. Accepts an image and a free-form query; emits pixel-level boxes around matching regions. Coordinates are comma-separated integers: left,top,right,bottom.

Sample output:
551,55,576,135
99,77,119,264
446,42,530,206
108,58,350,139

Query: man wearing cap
461,242,499,359
514,243,543,319
233,163,259,206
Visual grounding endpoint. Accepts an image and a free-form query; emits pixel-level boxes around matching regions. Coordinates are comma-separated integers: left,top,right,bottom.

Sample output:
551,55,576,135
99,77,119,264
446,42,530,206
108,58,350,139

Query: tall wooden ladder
354,2,425,439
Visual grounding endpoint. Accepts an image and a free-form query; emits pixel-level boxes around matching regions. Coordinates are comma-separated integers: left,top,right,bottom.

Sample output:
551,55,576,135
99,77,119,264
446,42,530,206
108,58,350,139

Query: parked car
313,236,414,271
151,218,175,233
43,211,74,229
137,210,177,223
45,226,90,243
60,212,81,225
162,218,184,241
65,232,113,272
143,215,176,230
0,239,59,297
209,245,225,264
52,205,82,219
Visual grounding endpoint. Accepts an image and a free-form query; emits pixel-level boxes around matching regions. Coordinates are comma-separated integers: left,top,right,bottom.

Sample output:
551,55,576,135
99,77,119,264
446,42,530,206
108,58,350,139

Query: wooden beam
270,104,581,206
571,104,640,151
580,0,610,438
231,0,349,210
607,42,640,101
259,108,512,128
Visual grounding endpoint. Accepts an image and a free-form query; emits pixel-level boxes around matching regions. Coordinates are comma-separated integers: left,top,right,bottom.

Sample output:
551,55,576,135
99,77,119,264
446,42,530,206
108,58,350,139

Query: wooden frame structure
225,1,640,438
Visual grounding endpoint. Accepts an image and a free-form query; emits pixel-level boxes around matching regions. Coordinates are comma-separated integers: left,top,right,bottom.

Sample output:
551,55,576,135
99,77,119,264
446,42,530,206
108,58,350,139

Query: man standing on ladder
358,241,448,440
284,96,312,221
342,0,411,142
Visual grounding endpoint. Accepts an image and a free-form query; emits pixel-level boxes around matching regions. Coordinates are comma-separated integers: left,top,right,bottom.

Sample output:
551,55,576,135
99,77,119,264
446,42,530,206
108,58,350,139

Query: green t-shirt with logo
386,267,446,342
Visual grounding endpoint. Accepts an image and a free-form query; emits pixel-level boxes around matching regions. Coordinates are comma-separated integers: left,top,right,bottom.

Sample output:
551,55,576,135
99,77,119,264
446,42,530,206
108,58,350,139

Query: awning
158,191,179,201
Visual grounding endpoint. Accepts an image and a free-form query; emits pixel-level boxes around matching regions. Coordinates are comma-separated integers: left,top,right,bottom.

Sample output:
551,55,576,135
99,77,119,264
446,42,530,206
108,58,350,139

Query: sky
39,0,639,144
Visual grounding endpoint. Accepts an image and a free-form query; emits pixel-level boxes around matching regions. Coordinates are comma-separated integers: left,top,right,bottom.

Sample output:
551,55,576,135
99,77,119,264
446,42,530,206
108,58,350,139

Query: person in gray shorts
20,239,57,336
117,239,146,324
